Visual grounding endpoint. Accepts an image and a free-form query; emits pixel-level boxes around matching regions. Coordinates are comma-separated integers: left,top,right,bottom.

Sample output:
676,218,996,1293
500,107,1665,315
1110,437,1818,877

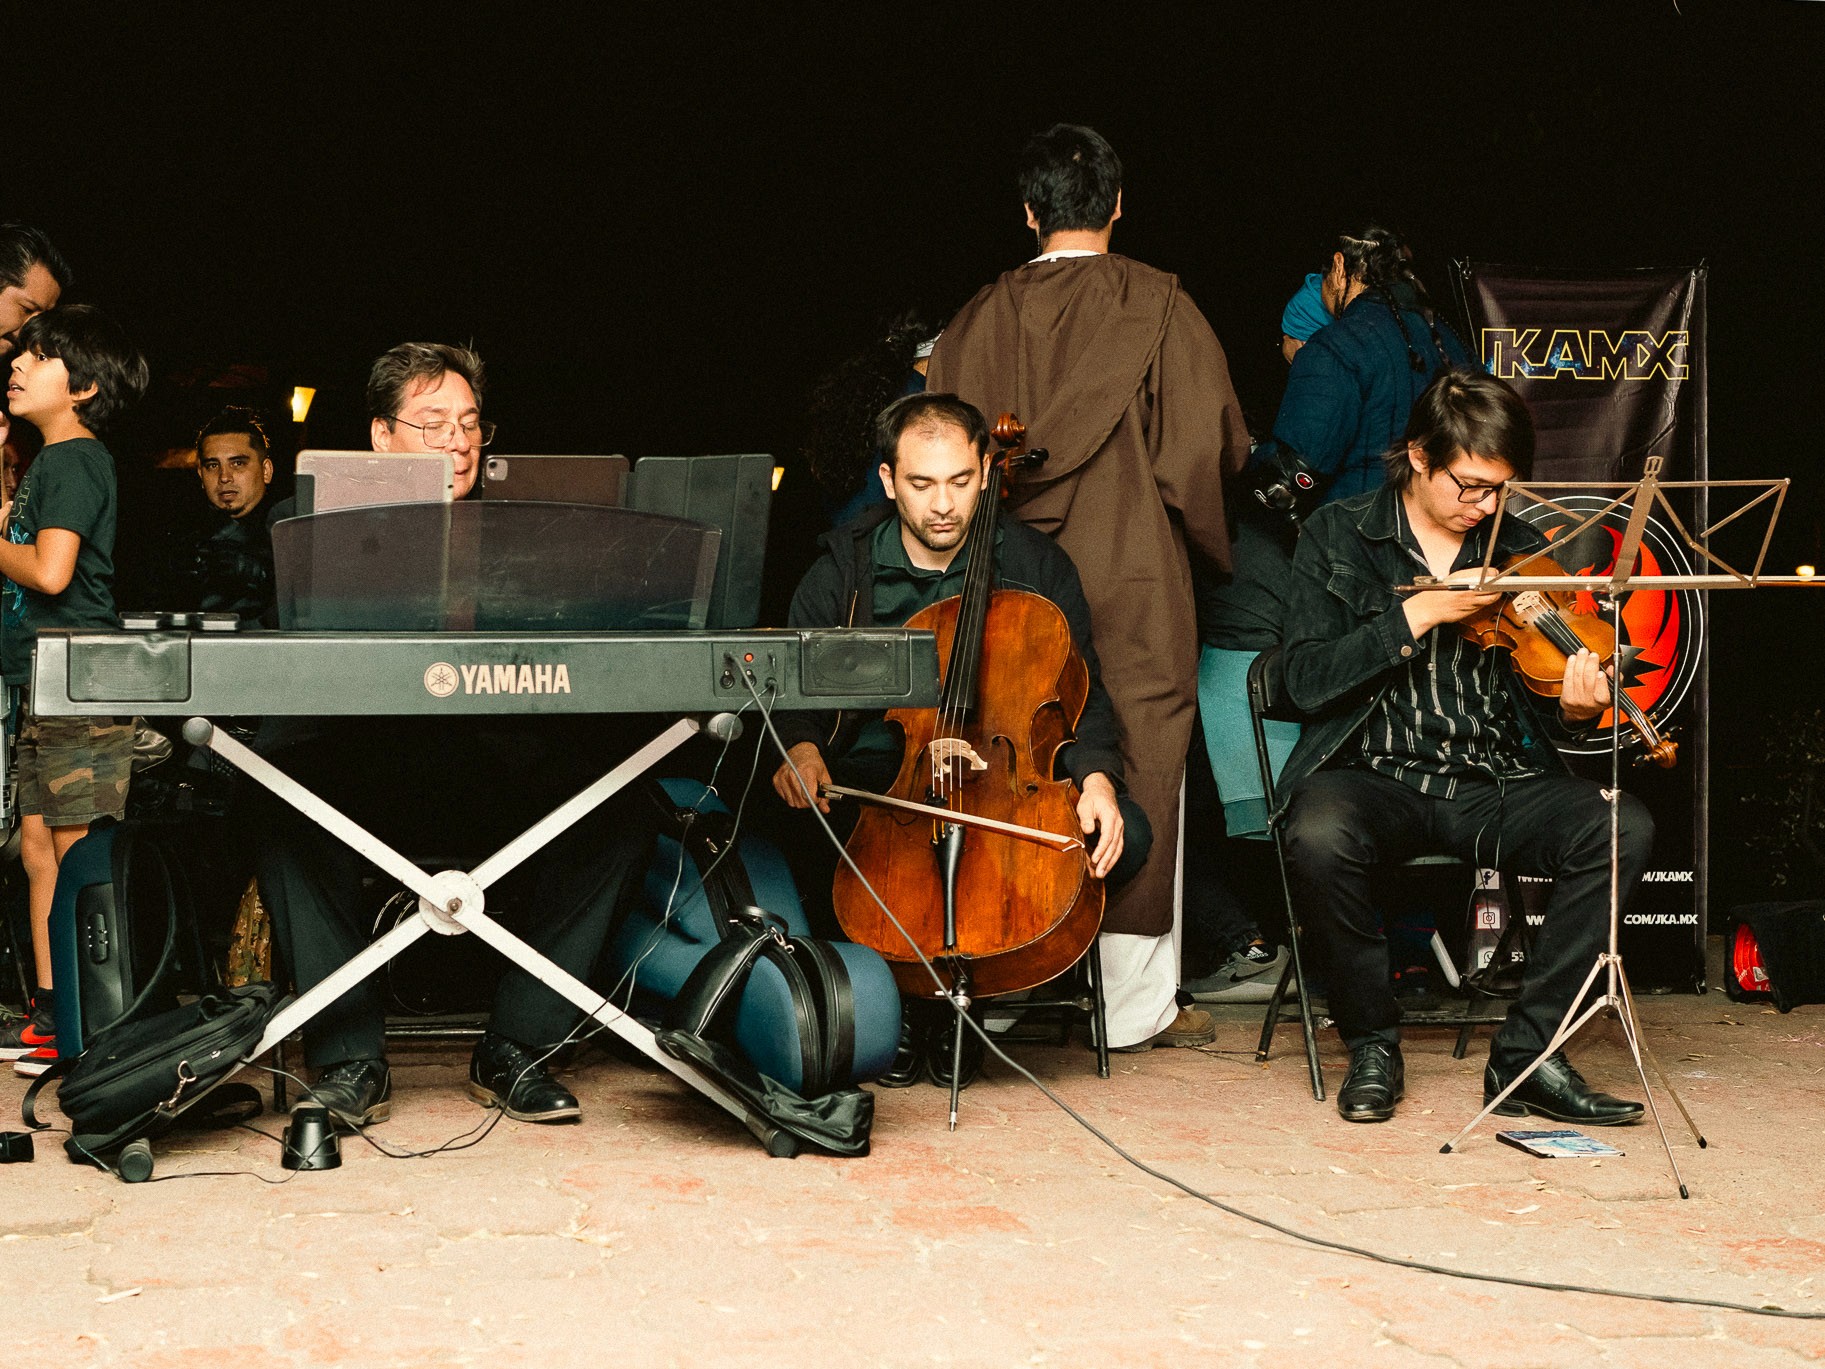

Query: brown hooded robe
927,254,1248,937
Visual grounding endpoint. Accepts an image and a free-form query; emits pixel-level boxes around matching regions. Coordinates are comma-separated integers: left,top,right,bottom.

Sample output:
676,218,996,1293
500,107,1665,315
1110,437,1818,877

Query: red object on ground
1732,921,1771,995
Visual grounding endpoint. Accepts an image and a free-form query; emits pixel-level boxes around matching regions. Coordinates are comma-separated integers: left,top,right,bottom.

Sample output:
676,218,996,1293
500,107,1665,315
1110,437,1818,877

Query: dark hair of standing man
874,392,991,471
1385,367,1535,492
16,304,149,434
0,223,72,292
366,342,486,423
1017,124,1123,239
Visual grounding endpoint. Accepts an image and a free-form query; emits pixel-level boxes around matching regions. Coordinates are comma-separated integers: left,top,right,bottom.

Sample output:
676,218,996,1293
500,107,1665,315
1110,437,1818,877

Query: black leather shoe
1337,1042,1404,1123
302,1058,391,1131
1485,1052,1644,1127
927,1009,985,1092
876,1010,929,1088
466,1032,582,1123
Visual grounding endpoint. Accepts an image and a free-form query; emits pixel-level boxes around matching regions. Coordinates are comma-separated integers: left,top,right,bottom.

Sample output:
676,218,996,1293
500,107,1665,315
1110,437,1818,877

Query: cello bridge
928,737,988,777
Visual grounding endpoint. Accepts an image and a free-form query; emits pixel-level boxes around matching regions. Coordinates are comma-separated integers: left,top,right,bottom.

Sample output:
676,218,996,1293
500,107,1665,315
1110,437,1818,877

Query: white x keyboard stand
189,714,781,1146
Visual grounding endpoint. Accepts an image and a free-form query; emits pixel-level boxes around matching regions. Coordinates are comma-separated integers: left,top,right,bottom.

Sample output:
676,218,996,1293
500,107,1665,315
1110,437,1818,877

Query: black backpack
23,984,276,1170
53,817,213,1054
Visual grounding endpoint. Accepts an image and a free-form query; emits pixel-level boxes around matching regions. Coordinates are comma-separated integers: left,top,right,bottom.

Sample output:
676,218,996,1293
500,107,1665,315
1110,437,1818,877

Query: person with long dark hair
802,307,942,529
1189,226,1475,999
1275,225,1472,500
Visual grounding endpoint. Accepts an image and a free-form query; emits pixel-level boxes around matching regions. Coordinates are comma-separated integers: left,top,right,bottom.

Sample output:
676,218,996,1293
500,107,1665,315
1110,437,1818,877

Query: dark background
5,0,1821,898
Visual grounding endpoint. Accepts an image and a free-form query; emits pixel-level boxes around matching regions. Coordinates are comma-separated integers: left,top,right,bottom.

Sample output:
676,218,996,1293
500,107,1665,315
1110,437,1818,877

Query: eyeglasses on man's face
389,415,496,450
1440,466,1505,505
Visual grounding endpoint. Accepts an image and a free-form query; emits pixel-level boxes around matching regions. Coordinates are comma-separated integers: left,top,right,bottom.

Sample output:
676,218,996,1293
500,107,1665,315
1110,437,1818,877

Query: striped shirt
1353,502,1542,797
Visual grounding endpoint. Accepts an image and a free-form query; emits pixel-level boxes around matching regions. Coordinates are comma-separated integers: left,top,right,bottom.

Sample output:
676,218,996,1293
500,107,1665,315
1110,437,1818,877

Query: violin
828,414,1104,1002
1453,552,1677,768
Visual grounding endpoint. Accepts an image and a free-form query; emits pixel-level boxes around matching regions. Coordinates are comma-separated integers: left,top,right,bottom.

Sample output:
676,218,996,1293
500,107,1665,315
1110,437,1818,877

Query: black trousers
1280,767,1654,1071
248,720,652,1068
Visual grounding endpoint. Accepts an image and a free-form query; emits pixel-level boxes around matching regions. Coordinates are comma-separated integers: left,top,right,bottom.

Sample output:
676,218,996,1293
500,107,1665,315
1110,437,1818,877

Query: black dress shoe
467,1032,582,1123
1337,1042,1404,1123
301,1058,392,1131
927,1008,986,1092
1485,1052,1644,1127
876,1010,929,1088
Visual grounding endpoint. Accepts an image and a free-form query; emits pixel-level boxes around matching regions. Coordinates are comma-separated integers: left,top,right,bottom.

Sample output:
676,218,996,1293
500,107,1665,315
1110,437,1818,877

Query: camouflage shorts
14,702,133,827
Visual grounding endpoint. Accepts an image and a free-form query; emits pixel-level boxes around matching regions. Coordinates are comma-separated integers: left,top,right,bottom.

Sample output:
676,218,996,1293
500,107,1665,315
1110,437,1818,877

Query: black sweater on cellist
774,503,1126,790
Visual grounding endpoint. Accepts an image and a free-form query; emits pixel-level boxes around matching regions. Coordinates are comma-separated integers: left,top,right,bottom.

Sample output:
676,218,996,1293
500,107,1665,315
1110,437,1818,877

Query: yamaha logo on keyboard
423,661,573,697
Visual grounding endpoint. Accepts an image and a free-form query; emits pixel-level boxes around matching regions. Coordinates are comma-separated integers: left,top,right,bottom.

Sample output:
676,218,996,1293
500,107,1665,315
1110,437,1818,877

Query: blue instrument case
602,780,900,1095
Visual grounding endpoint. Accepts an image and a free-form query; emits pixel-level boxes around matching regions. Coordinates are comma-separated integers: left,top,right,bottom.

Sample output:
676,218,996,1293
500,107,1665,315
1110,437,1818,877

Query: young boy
0,304,147,1072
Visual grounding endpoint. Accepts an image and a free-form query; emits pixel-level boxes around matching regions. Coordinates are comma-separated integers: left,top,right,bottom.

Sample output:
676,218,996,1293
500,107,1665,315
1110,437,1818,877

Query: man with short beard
772,392,1149,1086
193,406,278,620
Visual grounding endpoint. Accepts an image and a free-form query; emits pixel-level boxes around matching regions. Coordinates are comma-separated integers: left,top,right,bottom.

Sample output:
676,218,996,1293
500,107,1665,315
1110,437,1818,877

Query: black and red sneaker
0,1005,56,1061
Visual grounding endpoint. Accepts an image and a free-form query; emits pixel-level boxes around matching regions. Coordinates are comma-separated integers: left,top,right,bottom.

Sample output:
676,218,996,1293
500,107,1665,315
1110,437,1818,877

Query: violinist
1277,369,1652,1127
771,392,1182,1084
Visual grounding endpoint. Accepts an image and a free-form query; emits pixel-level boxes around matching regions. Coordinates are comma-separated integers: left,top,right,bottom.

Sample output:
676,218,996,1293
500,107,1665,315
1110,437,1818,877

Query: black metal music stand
1421,462,1812,1197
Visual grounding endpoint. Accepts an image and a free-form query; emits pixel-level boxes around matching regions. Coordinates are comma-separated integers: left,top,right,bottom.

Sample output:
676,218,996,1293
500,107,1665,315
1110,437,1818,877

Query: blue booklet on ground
1497,1128,1625,1158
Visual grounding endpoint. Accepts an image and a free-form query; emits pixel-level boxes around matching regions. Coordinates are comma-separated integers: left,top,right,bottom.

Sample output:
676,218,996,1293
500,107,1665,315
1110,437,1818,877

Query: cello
827,415,1105,1009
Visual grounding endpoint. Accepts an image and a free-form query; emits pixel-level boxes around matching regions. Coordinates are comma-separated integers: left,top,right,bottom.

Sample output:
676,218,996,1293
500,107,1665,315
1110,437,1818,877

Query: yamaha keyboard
29,626,940,717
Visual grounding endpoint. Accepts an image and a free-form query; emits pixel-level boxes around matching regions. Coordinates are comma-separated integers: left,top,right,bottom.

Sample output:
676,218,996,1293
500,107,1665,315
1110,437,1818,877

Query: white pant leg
1097,931,1180,1047
1097,774,1187,1048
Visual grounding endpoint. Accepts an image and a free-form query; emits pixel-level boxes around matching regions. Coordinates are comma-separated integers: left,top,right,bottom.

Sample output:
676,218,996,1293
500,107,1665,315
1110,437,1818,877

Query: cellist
769,393,1205,1086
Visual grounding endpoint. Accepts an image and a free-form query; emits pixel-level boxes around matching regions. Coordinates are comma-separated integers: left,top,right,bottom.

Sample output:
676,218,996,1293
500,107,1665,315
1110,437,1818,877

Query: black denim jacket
1271,482,1583,819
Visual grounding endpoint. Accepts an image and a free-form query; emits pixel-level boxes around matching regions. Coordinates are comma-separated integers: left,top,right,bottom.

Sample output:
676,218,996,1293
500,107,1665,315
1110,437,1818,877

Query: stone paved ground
5,968,1823,1368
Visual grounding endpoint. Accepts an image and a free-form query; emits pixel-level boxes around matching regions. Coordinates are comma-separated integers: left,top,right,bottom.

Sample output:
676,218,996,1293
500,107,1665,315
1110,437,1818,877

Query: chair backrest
1245,647,1295,816
1246,646,1300,725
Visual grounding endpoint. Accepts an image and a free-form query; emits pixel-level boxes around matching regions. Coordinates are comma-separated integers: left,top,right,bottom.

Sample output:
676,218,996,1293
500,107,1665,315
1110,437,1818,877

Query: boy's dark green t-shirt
2,436,121,684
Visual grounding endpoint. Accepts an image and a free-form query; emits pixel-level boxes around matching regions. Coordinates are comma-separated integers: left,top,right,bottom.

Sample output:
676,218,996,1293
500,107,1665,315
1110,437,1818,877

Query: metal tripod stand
1438,590,1705,1195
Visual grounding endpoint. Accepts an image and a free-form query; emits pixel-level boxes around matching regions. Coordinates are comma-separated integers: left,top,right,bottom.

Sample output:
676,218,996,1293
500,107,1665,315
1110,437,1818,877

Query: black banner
1455,263,1709,992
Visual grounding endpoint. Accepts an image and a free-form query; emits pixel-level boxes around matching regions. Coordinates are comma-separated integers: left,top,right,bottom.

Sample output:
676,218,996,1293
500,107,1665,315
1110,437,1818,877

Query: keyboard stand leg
456,907,758,1127
256,915,436,1056
469,719,702,887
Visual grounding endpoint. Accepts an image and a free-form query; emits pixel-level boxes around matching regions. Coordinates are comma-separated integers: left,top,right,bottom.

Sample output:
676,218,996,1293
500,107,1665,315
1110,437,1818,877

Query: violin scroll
1637,728,1678,770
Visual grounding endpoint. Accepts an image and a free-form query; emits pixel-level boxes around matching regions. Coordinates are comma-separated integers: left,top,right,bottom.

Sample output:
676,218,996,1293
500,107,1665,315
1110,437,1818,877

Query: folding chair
987,950,1112,1080
1244,647,1527,1101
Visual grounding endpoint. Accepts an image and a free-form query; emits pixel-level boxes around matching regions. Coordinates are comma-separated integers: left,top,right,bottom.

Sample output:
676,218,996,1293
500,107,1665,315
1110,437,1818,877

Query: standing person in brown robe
926,123,1249,1050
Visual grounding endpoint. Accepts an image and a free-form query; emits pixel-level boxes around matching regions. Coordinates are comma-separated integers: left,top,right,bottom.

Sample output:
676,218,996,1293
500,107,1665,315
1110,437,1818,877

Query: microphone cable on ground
731,661,1823,1324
